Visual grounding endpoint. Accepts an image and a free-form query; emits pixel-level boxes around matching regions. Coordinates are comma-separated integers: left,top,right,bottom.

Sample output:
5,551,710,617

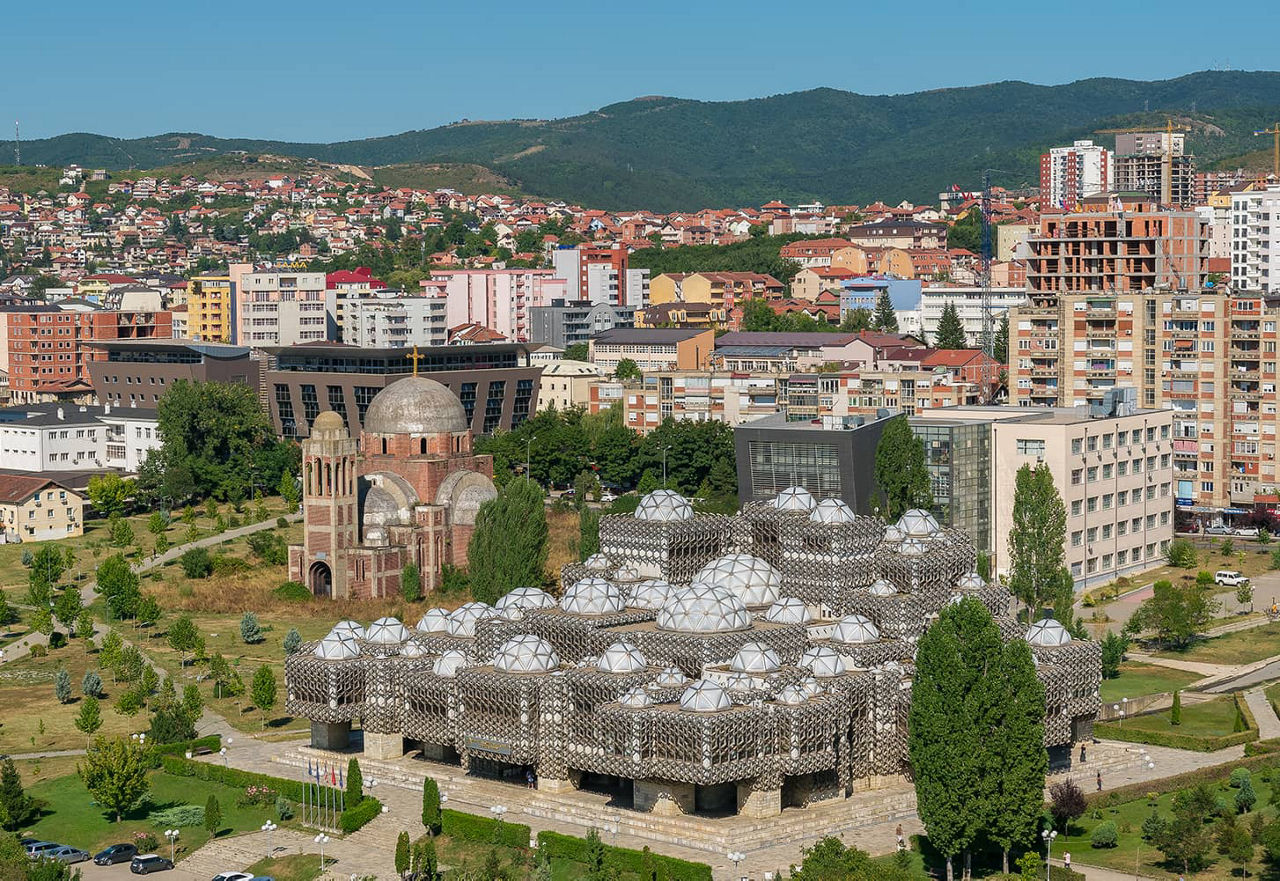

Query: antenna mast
980,169,995,400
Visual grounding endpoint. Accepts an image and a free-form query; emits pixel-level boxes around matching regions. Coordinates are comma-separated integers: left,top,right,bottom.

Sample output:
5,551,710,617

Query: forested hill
6,71,1280,211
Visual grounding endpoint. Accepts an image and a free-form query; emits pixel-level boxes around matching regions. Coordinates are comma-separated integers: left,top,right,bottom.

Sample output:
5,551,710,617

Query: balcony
1085,326,1117,338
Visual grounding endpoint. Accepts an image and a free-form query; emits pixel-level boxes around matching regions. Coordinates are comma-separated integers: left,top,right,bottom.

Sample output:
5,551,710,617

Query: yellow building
0,475,84,541
188,275,233,342
649,272,782,307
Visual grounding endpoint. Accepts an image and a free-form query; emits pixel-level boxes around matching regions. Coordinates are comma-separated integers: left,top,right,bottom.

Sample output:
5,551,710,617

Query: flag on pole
339,765,344,789
330,764,336,786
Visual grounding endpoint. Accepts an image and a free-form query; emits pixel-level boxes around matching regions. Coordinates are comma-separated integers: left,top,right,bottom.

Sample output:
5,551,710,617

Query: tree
413,837,438,881
283,628,302,655
182,683,203,720
1008,463,1068,616
1048,779,1087,831
401,563,422,603
1155,785,1218,874
467,479,548,604
82,669,103,697
97,554,140,620
584,828,607,881
107,513,135,549
75,609,95,640
873,416,932,520
994,312,1010,365
934,301,968,350
1172,689,1183,725
147,511,169,537
0,592,17,630
1165,538,1198,568
872,289,899,332
1236,770,1257,814
1217,814,1254,877
985,638,1048,873
148,706,196,744
168,615,201,668
179,547,213,578
279,469,301,510
614,358,642,382
1238,579,1255,612
422,777,442,834
136,594,161,630
1125,580,1220,649
28,544,66,604
100,631,123,681
204,794,222,836
53,588,83,633
75,695,102,740
564,343,589,362
54,669,72,704
240,611,263,644
78,736,151,822
346,757,363,806
578,506,601,561
87,474,134,517
0,758,36,830
1100,631,1128,679
251,665,277,728
395,831,410,878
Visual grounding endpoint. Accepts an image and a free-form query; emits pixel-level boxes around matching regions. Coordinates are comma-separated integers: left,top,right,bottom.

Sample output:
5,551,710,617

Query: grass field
1154,620,1280,665
1119,694,1240,737
25,769,281,857
245,853,323,881
1099,662,1201,703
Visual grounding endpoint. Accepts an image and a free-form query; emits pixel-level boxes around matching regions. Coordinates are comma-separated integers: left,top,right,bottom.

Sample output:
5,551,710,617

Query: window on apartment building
1087,497,1098,513
1117,549,1128,566
1087,558,1099,574
1087,466,1099,482
1161,453,1171,468
1118,490,1128,506
1087,436,1098,452
1146,486,1156,501
1161,425,1170,440
1072,531,1083,547
1087,527,1098,543
1102,433,1113,450
1132,517,1142,532
1102,463,1113,479
1102,523,1113,539
1117,461,1128,476
1102,553,1113,570
1133,458,1143,473
1016,439,1046,456
1071,469,1083,485
1118,521,1128,535
1146,456,1157,471
1071,500,1083,516
1102,493,1113,509
1071,562,1083,577
1072,438,1083,455
1132,545,1142,561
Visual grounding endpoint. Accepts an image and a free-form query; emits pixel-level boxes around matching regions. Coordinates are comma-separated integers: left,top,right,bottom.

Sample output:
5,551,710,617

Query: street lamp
314,833,330,870
131,732,146,746
1041,829,1057,881
219,747,228,767
525,435,537,482
261,821,277,858
728,850,745,874
164,829,178,864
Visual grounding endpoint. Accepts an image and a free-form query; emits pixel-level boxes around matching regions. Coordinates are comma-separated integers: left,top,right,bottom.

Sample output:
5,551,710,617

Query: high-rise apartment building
340,294,448,349
1114,131,1195,207
187,274,234,342
1231,186,1280,293
1040,140,1113,208
428,269,567,342
234,271,334,348
551,245,650,308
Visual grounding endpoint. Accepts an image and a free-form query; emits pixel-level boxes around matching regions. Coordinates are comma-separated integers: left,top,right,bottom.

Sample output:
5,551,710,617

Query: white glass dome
493,634,560,674
416,609,451,633
634,489,693,522
869,579,898,597
729,641,782,674
832,613,880,645
776,684,810,705
496,586,557,613
330,620,365,641
561,576,626,616
1026,618,1072,647
365,617,408,645
724,671,754,692
799,645,846,678
619,686,653,708
655,666,687,688
400,640,428,658
765,596,812,625
883,524,904,543
598,641,647,674
898,509,941,538
447,602,496,638
773,486,816,512
899,538,930,557
432,649,468,678
628,578,673,611
314,633,360,660
613,565,641,583
810,498,855,523
798,676,825,698
583,553,612,572
679,679,732,713
656,586,752,633
955,572,987,590
691,553,782,607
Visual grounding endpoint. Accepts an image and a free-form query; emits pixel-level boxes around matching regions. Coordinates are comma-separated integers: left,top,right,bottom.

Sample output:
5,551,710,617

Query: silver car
25,842,60,860
48,846,91,864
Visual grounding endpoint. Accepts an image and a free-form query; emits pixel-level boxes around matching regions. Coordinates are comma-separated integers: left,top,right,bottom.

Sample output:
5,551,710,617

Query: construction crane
1254,122,1280,180
1095,117,1191,206
979,170,996,402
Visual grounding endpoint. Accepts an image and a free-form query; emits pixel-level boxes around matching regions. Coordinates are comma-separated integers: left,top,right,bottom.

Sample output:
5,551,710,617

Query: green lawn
1154,620,1280,666
25,769,282,857
1120,695,1240,738
245,853,323,881
1099,662,1201,702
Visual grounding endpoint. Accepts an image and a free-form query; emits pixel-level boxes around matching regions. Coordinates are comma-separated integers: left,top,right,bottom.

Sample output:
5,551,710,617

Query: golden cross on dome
407,345,423,376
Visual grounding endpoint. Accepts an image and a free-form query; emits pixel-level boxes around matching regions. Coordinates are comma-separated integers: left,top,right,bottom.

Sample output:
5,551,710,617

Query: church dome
364,376,468,435
311,410,347,438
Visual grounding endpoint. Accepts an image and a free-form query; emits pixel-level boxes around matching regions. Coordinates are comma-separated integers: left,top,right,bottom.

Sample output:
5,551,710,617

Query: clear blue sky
6,0,1278,143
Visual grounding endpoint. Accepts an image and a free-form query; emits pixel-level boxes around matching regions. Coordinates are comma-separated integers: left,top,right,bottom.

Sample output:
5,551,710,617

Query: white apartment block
0,403,161,473
431,270,567,342
550,249,650,309
341,294,448,349
1041,140,1113,208
235,271,334,348
918,286,1028,347
1231,186,1280,293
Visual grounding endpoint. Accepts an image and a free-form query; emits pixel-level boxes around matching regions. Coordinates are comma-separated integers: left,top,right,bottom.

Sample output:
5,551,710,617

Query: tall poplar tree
1008,463,1068,616
873,416,933,520
934,301,969,350
467,478,548,603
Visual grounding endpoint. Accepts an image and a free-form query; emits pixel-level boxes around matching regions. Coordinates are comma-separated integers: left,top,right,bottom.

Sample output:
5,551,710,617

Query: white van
1214,570,1249,587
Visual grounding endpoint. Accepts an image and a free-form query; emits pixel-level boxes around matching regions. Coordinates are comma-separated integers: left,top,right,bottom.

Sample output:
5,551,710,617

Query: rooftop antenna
13,121,20,166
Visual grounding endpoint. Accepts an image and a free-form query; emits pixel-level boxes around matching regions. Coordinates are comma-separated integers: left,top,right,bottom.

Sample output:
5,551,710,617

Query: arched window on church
336,458,344,495
420,437,427,455
324,461,332,496
305,461,312,496
381,437,388,455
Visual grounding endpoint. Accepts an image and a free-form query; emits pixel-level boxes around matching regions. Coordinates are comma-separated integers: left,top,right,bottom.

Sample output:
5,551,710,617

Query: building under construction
1113,131,1196,207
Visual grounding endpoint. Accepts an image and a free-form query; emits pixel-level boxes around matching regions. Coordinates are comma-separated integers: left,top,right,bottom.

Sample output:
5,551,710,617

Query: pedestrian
1096,770,1102,791
526,768,535,789
1079,743,1087,763
896,824,905,851
1063,851,1071,870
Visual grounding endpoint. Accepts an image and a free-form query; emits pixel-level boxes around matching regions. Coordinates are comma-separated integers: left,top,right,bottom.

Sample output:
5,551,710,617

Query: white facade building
918,286,1028,346
1042,140,1113,208
341,294,448,349
1231,186,1280,293
235,271,334,348
0,403,160,473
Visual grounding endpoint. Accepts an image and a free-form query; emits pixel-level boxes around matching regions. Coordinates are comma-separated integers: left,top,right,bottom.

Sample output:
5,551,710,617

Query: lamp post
261,821,277,858
728,850,745,876
1135,754,1155,880
1041,829,1057,881
525,435,536,482
219,747,228,767
131,732,146,747
314,833,329,870
164,829,178,864
366,776,379,798
490,804,507,835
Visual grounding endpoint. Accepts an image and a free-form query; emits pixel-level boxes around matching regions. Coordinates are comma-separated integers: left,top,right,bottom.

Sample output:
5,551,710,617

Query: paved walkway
1245,687,1280,739
1126,651,1234,677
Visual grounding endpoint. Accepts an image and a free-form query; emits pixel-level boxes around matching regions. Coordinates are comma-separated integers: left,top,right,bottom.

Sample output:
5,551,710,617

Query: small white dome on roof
724,671,754,692
883,524,904,543
799,645,846,678
401,640,428,658
798,675,825,698
366,617,408,645
832,614,880,645
773,486,816,512
619,686,653,708
613,565,641,583
416,609,451,633
955,572,987,590
447,602,495,637
598,641,647,674
656,586,752,633
692,553,781,607
729,641,782,674
655,666,687,688
899,538,930,557
493,635,560,674
330,620,365,641
628,578,673,610
432,649,468,677
635,489,693,522
776,684,810,705
679,679,732,712
869,579,898,597
561,576,626,616
496,586,557,613
898,509,941,538
1026,618,1072,647
765,596,812,624
583,553,611,572
314,633,360,660
810,498,855,523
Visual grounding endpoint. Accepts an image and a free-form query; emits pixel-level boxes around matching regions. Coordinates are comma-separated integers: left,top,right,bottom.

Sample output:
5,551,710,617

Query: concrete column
310,720,350,751
363,730,404,760
737,782,781,818
633,778,694,816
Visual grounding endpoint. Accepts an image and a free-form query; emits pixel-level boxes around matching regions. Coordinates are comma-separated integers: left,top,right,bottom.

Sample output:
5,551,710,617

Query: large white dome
679,679,732,713
493,635,560,674
432,649,468,678
691,553,782,607
729,641,782,674
656,586,752,633
448,602,496,637
772,486,816,512
634,489,693,522
831,614,880,645
810,498,855,523
416,609,451,633
496,586,557,613
561,576,626,616
1026,618,1072,647
897,509,941,538
597,641,648,674
799,645,846,678
765,596,812,625
314,633,360,660
365,617,408,645
330,620,365,641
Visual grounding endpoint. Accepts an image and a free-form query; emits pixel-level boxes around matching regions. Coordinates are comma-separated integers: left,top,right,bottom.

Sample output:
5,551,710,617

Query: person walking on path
896,824,905,850
1096,770,1103,791
1079,743,1087,763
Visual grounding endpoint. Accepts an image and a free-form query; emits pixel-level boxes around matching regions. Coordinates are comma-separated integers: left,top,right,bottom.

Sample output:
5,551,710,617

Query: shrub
282,628,302,655
273,581,311,602
247,532,288,565
179,547,213,578
116,688,144,715
441,808,530,849
536,829,713,881
1230,767,1251,788
148,804,205,828
275,795,293,820
211,555,250,575
422,777,441,834
276,517,289,529
339,797,382,834
1165,538,1198,568
240,612,263,644
28,644,47,658
82,670,103,698
49,632,68,649
159,755,308,802
1090,820,1118,848
1171,690,1182,726
1049,780,1087,830
132,832,158,853
1237,773,1257,813
54,669,72,704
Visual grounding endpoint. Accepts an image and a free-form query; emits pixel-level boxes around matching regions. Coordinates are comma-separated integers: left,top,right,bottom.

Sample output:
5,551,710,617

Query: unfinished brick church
287,376,498,599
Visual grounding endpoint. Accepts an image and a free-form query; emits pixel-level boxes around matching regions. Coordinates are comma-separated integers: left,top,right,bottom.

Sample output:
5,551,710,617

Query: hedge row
987,870,1083,881
340,797,382,834
1093,721,1257,752
1237,691,1260,733
1245,737,1280,756
1090,751,1280,809
536,830,712,881
441,808,530,849
160,755,309,802
153,734,221,758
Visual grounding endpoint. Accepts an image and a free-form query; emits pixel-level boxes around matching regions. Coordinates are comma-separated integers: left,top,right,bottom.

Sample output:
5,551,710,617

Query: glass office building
910,417,992,555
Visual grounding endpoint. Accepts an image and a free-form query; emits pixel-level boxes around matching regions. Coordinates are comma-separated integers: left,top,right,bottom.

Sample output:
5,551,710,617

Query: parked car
48,847,90,865
600,491,617,503
1215,570,1250,587
1206,524,1234,535
212,873,254,881
130,855,174,874
96,844,139,866
25,842,60,860
561,488,576,498
1234,526,1261,537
